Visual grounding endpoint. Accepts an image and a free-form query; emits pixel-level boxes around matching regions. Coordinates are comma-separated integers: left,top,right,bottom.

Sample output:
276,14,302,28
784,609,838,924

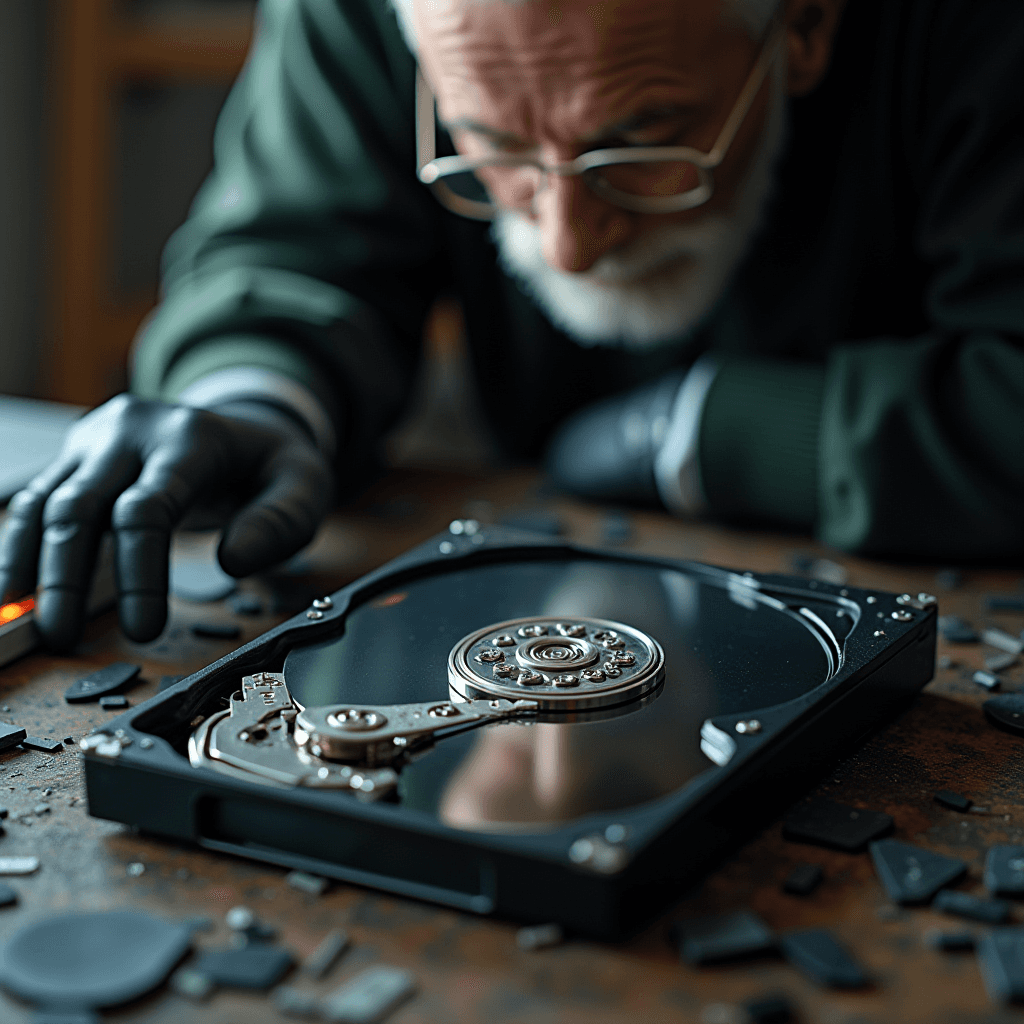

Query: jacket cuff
698,357,825,529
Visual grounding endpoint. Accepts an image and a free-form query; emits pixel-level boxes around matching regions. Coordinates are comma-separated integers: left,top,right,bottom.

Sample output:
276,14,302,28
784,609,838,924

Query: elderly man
1,0,1021,651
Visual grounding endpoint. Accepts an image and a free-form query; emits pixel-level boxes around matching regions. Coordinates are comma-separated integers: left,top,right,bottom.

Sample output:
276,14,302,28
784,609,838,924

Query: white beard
492,62,788,351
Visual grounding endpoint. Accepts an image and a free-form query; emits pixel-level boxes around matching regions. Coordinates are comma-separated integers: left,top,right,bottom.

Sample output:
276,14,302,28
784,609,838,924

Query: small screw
306,610,323,620
735,719,762,735
312,597,333,610
428,704,460,718
439,541,454,554
874,630,886,637
139,737,154,750
891,609,913,621
866,596,877,604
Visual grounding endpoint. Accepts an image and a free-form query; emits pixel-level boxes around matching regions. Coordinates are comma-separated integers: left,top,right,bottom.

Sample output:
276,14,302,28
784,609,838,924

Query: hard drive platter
83,527,936,938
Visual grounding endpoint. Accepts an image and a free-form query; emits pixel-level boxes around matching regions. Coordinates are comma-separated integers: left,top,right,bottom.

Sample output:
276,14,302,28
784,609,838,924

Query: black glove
545,371,686,505
0,394,334,652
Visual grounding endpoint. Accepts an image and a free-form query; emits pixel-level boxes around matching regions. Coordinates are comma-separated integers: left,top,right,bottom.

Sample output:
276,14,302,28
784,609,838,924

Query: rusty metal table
0,469,1021,1023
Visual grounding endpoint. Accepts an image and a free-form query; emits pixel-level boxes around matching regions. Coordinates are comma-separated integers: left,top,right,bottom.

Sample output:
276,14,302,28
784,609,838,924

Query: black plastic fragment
934,790,972,812
0,723,27,752
783,863,823,896
986,595,1024,612
985,845,1024,897
0,883,17,908
744,993,794,1024
937,615,978,643
869,839,967,904
190,623,241,640
0,910,192,1008
985,651,1019,673
230,594,264,616
99,696,129,711
976,928,1024,1005
783,798,893,852
64,662,140,704
933,890,1010,924
302,929,350,981
984,694,1024,736
780,928,867,988
21,736,62,754
926,930,976,952
672,910,776,965
191,945,294,989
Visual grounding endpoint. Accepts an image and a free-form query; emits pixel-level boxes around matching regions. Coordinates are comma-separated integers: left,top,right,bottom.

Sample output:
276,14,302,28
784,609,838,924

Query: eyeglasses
416,21,784,221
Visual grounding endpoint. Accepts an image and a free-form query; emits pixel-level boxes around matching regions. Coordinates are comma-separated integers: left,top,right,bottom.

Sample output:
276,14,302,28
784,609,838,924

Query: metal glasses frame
416,21,784,221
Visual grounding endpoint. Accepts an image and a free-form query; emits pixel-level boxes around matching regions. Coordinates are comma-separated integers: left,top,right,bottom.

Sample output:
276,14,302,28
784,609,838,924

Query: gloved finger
112,440,229,643
35,448,142,653
218,448,333,578
0,457,79,603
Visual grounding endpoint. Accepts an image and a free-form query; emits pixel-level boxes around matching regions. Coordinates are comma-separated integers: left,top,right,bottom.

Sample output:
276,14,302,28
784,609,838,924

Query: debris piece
984,846,1024,897
934,790,972,813
62,737,73,745
0,883,17,908
743,993,795,1024
0,808,6,819
42,788,52,797
321,966,417,1024
984,694,1024,736
672,910,776,965
937,616,978,644
159,675,186,692
779,928,867,988
0,723,27,752
32,804,50,816
226,906,256,931
935,569,962,590
230,594,264,616
937,655,954,670
983,628,1023,655
64,662,141,704
286,870,329,896
302,928,350,981
99,695,129,710
20,736,62,754
973,670,1000,691
169,967,215,1001
869,839,966,904
933,890,1011,924
976,928,1024,1005
986,595,1024,612
516,923,564,951
191,622,241,640
925,930,976,952
126,862,145,878
985,652,1018,673
0,910,192,1008
274,984,321,1018
191,945,294,990
783,798,893,852
783,863,824,897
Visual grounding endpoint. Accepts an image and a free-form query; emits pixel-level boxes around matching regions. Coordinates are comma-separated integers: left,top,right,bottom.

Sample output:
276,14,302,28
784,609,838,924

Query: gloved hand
545,371,687,505
0,394,334,652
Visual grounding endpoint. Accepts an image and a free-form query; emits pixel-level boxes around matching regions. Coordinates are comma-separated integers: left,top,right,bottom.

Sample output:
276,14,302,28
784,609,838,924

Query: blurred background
0,0,489,473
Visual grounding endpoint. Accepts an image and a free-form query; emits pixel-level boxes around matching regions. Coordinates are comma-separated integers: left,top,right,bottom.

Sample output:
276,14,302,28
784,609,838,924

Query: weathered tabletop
0,468,1020,1024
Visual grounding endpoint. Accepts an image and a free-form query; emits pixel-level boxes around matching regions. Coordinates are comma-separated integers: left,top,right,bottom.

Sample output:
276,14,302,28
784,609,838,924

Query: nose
535,173,632,274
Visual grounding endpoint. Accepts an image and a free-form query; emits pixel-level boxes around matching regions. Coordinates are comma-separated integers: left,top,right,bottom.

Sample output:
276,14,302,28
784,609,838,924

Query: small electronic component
932,890,1011,924
21,736,63,754
0,723,27,753
779,928,867,988
982,628,1023,656
320,966,417,1024
99,695,129,710
984,845,1024,897
673,910,776,965
783,799,893,852
869,839,966,904
302,929,350,981
973,670,1000,690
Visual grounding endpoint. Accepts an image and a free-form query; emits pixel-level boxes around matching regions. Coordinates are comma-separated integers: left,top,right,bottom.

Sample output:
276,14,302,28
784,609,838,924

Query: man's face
414,0,784,347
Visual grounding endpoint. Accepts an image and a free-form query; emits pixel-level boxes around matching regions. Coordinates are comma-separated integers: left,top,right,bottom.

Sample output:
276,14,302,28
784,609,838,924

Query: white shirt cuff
653,355,720,517
176,367,337,458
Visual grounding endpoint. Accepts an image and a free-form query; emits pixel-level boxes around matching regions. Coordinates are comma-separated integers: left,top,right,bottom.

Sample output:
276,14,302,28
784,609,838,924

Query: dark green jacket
132,0,1024,560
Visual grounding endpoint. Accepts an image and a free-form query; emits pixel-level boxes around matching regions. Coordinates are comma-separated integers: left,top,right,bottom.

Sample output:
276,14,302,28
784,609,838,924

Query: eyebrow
444,104,697,148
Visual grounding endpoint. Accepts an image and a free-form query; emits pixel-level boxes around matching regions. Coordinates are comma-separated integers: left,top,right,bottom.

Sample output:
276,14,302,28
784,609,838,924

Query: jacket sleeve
130,0,443,469
698,1,1023,560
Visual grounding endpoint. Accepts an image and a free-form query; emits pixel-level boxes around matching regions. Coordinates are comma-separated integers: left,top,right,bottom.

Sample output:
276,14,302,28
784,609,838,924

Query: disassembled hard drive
81,526,936,938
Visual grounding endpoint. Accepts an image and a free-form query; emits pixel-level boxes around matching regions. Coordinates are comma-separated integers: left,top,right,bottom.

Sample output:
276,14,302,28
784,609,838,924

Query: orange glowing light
0,597,35,626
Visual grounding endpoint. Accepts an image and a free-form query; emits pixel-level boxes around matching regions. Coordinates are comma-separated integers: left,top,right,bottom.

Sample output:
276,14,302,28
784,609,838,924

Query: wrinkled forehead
409,0,740,128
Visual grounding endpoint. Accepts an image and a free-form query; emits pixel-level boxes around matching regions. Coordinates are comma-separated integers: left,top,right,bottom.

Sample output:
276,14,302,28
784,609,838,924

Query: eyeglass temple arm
704,22,785,167
416,67,436,171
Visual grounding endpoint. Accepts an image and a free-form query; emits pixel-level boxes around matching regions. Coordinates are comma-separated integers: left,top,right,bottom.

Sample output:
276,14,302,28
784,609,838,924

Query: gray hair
389,0,780,52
